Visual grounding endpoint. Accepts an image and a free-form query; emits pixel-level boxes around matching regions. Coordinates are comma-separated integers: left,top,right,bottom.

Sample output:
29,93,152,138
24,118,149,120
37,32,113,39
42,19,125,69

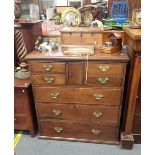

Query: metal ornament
61,7,81,27
82,11,93,27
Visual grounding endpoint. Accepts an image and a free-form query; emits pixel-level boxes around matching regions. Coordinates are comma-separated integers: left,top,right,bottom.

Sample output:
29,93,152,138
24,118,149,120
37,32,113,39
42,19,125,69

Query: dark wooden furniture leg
120,27,141,149
121,56,141,149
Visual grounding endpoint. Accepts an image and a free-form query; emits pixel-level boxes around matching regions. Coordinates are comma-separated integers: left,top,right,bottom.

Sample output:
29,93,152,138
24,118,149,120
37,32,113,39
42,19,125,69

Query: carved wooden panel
14,29,27,63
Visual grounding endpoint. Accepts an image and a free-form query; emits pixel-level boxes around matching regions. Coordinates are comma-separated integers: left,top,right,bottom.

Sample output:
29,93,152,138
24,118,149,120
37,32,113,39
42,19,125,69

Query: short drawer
35,87,122,106
31,74,66,86
14,88,27,105
37,103,120,124
87,63,125,76
14,115,29,130
39,120,118,142
86,76,123,87
30,62,66,73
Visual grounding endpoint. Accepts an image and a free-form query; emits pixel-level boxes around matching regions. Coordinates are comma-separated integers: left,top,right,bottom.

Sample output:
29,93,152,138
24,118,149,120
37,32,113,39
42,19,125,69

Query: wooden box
60,27,103,49
101,33,123,54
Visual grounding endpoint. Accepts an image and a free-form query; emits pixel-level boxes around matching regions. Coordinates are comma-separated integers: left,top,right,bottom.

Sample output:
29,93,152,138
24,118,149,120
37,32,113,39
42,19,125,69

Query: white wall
56,0,68,6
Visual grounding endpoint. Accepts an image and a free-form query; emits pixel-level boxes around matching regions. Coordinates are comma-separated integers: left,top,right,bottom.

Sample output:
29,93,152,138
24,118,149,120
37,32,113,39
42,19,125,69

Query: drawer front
86,76,123,87
30,63,66,73
14,115,29,130
31,74,66,86
35,87,122,105
39,120,118,141
14,88,27,105
37,103,120,124
88,63,125,76
14,105,26,115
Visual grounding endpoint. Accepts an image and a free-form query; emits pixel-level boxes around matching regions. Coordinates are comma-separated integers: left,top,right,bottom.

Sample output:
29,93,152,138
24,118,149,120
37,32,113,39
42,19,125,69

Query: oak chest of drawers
26,49,128,144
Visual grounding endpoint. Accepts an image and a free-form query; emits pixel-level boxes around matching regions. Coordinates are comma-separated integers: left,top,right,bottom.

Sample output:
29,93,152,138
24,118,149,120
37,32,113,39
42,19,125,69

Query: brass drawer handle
43,64,53,71
91,129,101,135
98,77,109,84
44,77,54,84
93,111,102,118
52,109,62,116
54,127,63,133
14,118,16,121
50,92,60,99
99,65,109,72
94,94,103,100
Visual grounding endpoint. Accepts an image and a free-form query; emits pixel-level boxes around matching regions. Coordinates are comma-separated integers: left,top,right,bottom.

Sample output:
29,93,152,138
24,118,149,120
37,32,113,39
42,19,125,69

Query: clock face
65,11,77,25
61,7,81,26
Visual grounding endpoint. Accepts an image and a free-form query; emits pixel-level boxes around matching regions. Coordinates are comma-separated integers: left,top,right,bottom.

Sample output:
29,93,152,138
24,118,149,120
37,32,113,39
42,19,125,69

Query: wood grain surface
37,103,120,124
35,87,122,105
39,120,118,142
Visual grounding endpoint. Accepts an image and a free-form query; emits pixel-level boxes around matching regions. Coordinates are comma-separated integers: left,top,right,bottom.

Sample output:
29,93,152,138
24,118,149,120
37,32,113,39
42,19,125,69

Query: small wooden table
121,27,141,149
14,79,37,137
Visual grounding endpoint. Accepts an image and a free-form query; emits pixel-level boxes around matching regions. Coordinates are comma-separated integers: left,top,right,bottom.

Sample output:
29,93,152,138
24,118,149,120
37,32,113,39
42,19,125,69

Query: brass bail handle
91,129,101,135
44,77,54,84
98,77,109,84
50,92,60,99
99,65,109,72
52,109,62,116
54,127,63,133
93,111,102,118
94,94,103,100
43,64,53,71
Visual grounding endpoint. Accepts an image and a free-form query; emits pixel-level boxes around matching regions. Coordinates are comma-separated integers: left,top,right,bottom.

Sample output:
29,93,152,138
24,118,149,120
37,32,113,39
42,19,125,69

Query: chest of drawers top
26,49,128,62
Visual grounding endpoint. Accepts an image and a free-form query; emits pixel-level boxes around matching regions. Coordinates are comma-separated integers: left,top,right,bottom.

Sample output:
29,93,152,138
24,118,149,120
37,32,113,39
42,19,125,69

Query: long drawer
30,62,66,73
87,63,125,76
35,87,122,105
31,74,66,86
37,103,120,124
39,120,118,142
